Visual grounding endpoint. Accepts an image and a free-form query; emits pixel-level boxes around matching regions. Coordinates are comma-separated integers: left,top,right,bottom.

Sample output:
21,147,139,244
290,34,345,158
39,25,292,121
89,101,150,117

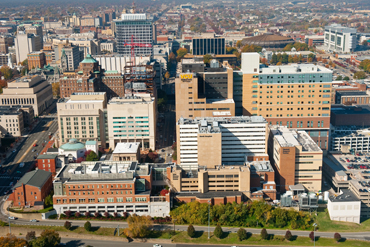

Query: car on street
30,219,38,222
153,245,162,247
161,149,165,152
33,144,37,147
8,216,16,220
16,171,21,174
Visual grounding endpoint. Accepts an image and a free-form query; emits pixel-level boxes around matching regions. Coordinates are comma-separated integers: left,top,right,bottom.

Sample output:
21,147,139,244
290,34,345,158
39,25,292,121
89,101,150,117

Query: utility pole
208,200,211,239
313,223,317,247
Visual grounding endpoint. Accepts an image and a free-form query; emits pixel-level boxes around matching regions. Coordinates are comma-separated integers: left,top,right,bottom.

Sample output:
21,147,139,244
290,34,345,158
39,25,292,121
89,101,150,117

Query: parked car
153,245,162,247
30,219,38,222
8,216,16,220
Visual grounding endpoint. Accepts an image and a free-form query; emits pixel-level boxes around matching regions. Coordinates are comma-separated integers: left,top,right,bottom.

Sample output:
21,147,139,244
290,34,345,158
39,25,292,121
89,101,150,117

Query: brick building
37,154,58,174
27,51,46,70
10,170,52,207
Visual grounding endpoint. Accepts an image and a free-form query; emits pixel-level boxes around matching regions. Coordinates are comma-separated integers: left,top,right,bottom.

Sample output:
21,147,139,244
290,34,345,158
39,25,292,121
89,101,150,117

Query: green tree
354,71,367,79
29,229,61,247
226,47,237,54
187,224,195,238
260,228,268,240
359,59,370,72
0,66,13,80
203,54,213,64
86,151,99,161
343,76,350,81
336,75,343,81
237,228,248,241
84,221,92,231
26,231,36,241
282,53,288,64
21,67,27,76
21,59,28,67
214,224,223,238
176,48,188,61
271,53,277,64
44,191,54,207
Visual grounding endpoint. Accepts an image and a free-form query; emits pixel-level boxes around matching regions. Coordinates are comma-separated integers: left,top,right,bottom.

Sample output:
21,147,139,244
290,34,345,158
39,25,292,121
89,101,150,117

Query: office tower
57,92,107,147
268,125,323,193
14,33,37,63
176,116,268,169
175,59,235,121
107,94,156,150
24,24,43,50
241,53,332,150
54,44,81,71
192,36,226,55
0,36,8,54
324,24,358,53
115,6,154,57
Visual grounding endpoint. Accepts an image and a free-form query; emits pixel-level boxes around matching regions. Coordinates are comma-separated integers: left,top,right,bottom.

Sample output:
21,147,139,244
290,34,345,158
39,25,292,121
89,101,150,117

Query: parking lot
337,153,370,171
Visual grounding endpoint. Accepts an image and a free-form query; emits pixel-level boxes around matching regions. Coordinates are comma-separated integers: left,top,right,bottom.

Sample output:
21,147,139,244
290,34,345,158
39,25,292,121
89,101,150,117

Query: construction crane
124,35,152,70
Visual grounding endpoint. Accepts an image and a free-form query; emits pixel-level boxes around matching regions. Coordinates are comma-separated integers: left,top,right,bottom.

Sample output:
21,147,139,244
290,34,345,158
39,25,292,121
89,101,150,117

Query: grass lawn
172,231,370,246
314,208,370,232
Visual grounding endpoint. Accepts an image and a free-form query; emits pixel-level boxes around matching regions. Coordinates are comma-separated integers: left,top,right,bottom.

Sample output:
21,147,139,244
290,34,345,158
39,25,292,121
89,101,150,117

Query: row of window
56,197,147,204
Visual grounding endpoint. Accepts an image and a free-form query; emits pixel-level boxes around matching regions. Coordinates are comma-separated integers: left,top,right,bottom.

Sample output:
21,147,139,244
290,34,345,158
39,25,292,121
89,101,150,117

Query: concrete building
107,94,156,150
14,33,38,63
68,39,100,57
54,44,82,72
57,92,107,147
10,169,52,207
95,55,150,74
100,41,116,53
241,52,333,150
324,24,358,53
115,11,154,56
58,139,87,162
268,125,323,193
328,189,361,224
0,106,25,137
0,53,16,68
176,116,268,169
112,142,140,162
27,51,45,70
331,105,370,127
52,161,170,217
331,128,370,153
175,60,235,121
192,36,226,55
335,91,370,105
0,75,53,116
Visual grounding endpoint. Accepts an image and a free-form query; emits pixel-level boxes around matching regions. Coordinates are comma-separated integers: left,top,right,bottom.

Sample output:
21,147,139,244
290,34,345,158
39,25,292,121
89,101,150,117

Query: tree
64,221,72,230
85,211,90,218
26,231,36,241
52,82,60,98
169,52,176,62
64,210,72,218
86,151,98,161
214,224,223,238
236,40,242,48
0,233,28,247
276,62,282,65
359,59,370,72
94,212,100,218
164,71,170,81
0,66,13,80
354,71,366,79
104,211,109,218
176,48,188,61
309,231,314,241
285,230,292,241
76,157,85,163
271,53,277,64
288,55,293,63
334,232,341,242
84,221,92,231
187,224,196,238
362,40,369,46
260,228,268,240
21,59,28,67
203,54,213,64
336,75,343,81
160,189,169,196
226,47,237,54
29,230,61,247
237,228,247,241
44,191,53,207
282,53,288,64
75,212,80,218
124,215,153,238
343,76,350,81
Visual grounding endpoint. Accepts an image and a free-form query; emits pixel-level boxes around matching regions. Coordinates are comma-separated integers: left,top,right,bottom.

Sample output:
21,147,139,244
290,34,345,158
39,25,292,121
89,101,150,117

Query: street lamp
313,223,317,247
173,219,177,232
208,200,211,239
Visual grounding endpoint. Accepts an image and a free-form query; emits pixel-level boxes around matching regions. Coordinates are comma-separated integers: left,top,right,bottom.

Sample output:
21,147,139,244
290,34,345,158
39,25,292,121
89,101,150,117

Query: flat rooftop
270,125,321,152
329,189,360,202
248,160,274,173
331,105,370,115
336,91,369,96
178,116,267,126
325,24,357,34
113,142,140,154
260,64,332,74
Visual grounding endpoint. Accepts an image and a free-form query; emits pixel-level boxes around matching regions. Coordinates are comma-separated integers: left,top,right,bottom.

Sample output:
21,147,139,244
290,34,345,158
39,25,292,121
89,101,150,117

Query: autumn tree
21,59,28,67
226,47,237,54
203,54,213,64
169,52,176,62
164,71,170,81
236,40,242,48
0,66,13,80
26,231,36,241
86,151,99,161
0,233,28,247
176,48,188,61
52,82,60,98
354,71,367,79
124,215,153,238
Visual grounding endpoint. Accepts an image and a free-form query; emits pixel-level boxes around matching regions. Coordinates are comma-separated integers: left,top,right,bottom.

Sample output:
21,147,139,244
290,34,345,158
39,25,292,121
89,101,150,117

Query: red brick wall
37,158,56,174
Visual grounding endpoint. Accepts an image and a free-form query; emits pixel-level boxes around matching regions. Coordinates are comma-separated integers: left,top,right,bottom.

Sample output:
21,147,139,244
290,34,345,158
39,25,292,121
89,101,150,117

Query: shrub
187,224,195,238
94,212,100,218
48,214,58,219
64,210,72,218
237,228,247,241
75,212,80,218
85,211,90,218
64,221,71,230
214,224,223,238
285,230,292,241
113,212,118,218
334,232,341,242
104,211,109,218
84,221,91,232
122,212,128,218
26,231,36,241
309,231,315,241
260,228,268,240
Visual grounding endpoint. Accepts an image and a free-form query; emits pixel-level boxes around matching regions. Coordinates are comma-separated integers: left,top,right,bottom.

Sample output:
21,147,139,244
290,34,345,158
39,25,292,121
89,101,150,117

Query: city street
0,116,58,196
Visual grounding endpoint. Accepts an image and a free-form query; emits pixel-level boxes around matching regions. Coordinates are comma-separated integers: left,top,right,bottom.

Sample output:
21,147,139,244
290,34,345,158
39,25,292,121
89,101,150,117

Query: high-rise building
176,116,268,169
268,125,323,193
107,94,156,150
241,52,333,150
175,59,235,121
115,7,154,57
54,44,82,71
192,36,226,55
0,36,8,54
324,24,358,53
57,92,107,147
14,33,38,63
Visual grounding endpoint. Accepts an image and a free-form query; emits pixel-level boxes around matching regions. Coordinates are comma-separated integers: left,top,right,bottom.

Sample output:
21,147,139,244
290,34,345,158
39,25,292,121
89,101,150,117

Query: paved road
0,117,58,196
